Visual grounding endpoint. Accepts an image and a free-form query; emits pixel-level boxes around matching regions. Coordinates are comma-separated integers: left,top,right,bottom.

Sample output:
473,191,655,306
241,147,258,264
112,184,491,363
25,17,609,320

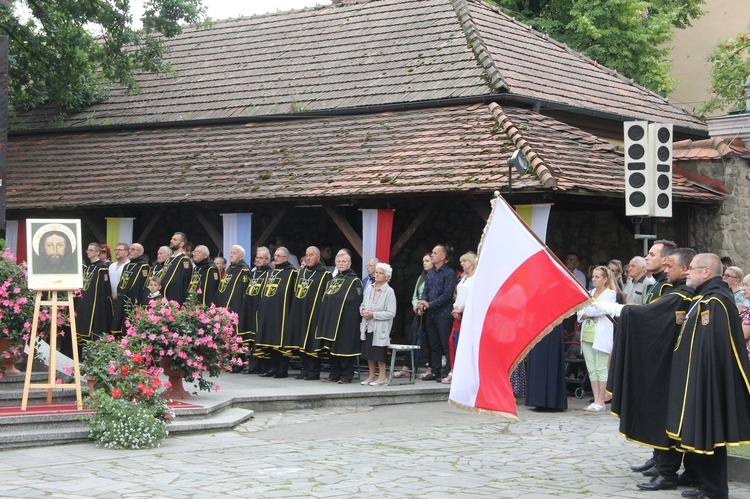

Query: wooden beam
324,205,363,257
390,202,435,259
254,209,287,249
81,215,106,243
194,211,223,252
472,200,491,222
136,209,164,244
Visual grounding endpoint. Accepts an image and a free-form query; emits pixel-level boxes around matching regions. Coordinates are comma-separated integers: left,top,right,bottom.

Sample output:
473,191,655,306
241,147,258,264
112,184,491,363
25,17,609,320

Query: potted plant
0,242,34,376
81,336,128,391
123,298,246,397
83,348,174,449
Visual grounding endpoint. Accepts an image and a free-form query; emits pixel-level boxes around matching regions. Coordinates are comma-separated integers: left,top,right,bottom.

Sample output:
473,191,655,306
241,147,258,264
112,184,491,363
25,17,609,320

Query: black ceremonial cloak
284,263,332,352
189,259,220,306
76,260,112,342
111,258,150,335
239,265,271,345
255,261,297,349
160,253,192,305
314,268,362,357
609,279,694,448
215,260,250,312
643,270,669,304
666,277,750,453
525,323,568,411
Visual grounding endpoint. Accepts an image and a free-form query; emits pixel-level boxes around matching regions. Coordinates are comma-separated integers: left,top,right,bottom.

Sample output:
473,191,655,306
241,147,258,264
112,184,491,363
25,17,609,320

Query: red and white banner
449,196,589,418
361,209,394,275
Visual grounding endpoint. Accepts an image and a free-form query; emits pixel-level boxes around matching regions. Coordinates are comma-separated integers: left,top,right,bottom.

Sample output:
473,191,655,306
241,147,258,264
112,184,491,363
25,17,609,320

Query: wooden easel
21,290,83,411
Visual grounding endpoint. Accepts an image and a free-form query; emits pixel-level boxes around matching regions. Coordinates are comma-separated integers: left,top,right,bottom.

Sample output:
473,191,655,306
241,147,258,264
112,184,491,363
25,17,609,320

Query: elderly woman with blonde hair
359,262,397,386
443,251,478,384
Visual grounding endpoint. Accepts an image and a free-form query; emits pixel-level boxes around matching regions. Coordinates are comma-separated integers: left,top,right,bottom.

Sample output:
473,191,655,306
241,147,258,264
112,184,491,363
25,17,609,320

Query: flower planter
0,337,22,376
160,357,190,399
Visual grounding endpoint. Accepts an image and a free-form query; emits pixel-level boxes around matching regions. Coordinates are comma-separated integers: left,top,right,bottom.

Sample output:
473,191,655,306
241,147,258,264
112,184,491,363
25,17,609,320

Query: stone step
0,404,254,449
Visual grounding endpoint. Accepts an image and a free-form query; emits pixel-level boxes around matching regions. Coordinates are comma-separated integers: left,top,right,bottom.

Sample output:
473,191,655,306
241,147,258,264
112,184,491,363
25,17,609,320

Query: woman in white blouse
576,266,617,412
359,262,397,386
443,251,477,384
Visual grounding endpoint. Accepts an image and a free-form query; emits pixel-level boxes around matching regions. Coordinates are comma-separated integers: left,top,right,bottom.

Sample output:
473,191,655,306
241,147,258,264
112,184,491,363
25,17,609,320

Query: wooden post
21,290,83,411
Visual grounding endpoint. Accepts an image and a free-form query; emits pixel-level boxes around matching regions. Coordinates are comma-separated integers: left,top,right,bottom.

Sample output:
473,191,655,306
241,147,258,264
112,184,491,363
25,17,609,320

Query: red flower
120,365,129,376
131,353,143,364
111,388,123,398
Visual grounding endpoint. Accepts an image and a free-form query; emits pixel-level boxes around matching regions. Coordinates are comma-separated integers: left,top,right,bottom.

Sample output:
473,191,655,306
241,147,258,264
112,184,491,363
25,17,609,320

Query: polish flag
361,209,394,274
449,196,590,418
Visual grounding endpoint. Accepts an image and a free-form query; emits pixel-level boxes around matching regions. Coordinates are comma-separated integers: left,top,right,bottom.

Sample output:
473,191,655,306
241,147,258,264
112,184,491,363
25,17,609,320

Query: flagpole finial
493,191,500,198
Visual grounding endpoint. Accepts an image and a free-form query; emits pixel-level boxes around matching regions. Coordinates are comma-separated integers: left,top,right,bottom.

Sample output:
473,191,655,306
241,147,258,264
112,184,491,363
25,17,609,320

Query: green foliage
489,0,705,95
86,392,171,449
0,0,207,113
82,336,128,388
702,33,750,114
0,240,34,350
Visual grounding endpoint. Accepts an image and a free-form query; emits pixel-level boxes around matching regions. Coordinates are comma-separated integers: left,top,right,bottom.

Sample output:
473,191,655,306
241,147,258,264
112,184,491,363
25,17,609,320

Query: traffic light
624,121,652,216
649,123,673,217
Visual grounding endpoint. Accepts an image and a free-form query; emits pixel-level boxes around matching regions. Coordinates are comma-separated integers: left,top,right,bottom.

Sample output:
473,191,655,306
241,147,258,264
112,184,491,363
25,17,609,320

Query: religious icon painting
26,219,84,290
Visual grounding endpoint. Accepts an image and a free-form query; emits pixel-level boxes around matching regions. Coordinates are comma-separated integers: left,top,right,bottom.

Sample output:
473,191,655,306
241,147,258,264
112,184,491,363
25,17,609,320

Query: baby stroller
564,324,590,399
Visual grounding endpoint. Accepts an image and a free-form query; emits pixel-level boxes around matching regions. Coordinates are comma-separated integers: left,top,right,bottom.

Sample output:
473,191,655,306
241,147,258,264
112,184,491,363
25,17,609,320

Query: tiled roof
673,137,750,161
6,104,721,210
12,0,705,134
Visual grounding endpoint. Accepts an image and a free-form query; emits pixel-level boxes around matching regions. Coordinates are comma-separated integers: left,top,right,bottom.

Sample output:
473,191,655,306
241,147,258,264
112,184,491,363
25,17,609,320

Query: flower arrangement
83,335,174,449
0,242,34,376
82,337,129,388
123,298,246,393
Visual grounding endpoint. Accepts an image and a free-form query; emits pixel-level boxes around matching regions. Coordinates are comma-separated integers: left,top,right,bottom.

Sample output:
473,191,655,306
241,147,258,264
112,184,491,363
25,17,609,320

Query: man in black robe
215,245,250,313
160,233,192,305
76,243,112,345
239,246,273,373
285,246,332,380
149,246,171,279
111,243,150,335
315,250,363,384
254,246,297,378
598,247,695,491
666,253,750,499
189,245,220,306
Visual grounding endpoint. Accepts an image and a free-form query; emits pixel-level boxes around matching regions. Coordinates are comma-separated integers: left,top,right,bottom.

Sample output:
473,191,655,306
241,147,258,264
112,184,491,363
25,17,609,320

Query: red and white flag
361,209,394,276
449,196,589,418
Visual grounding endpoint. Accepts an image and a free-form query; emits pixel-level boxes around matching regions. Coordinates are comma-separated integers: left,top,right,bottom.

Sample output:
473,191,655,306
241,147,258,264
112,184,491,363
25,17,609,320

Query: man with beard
286,246,332,380
160,232,192,305
597,247,697,491
76,243,112,345
239,246,273,373
215,245,250,312
666,253,750,499
316,250,363,384
189,245,220,306
111,243,150,335
37,229,77,273
254,247,298,378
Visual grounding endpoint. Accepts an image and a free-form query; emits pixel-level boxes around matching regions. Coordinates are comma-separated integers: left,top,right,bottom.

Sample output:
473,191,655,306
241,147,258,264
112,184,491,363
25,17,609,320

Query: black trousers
426,314,453,378
655,448,681,479
329,355,355,381
300,352,321,378
695,447,728,499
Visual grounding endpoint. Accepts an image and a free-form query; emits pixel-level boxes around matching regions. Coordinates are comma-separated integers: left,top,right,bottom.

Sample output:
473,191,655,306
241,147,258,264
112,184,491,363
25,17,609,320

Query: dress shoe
642,467,659,477
246,368,260,374
294,372,306,380
258,370,276,377
636,475,677,491
631,458,657,472
681,489,708,499
677,474,701,488
273,372,288,379
337,378,351,384
321,377,339,382
421,373,439,381
304,374,320,380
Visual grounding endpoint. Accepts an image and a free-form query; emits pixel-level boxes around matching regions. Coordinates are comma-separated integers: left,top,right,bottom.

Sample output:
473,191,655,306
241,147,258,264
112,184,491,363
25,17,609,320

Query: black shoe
642,467,659,477
304,374,320,380
636,475,677,491
294,370,309,380
677,474,701,488
631,458,657,472
258,370,276,377
273,372,288,379
681,489,708,499
247,368,260,374
421,374,439,381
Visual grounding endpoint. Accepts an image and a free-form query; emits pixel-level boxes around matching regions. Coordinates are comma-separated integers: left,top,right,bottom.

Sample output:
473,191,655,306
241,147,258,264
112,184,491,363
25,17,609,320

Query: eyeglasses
688,266,707,271
722,273,739,279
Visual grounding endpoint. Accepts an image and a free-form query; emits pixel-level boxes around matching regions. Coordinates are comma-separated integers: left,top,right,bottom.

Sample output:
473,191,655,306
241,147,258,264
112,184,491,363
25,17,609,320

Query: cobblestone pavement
1,401,749,498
